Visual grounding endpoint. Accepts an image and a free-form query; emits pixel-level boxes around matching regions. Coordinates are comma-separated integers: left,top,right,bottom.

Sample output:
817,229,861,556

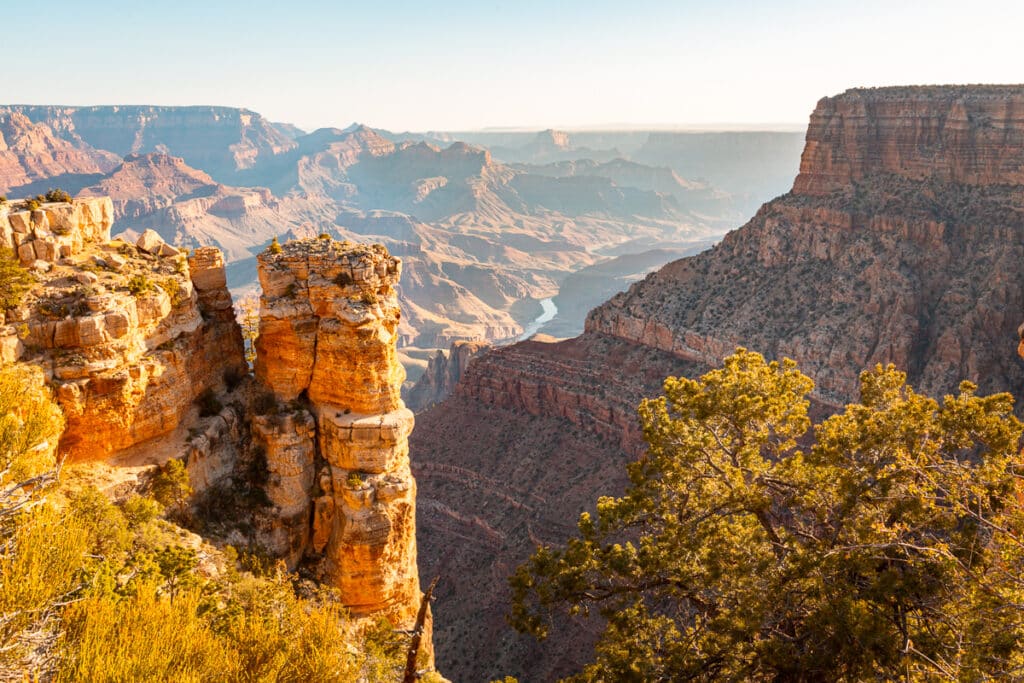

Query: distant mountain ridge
0,103,803,354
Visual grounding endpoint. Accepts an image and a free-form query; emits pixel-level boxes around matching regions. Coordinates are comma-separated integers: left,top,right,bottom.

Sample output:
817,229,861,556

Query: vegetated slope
413,84,1024,680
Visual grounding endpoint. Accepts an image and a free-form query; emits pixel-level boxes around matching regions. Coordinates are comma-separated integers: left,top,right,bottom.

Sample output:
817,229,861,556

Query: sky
5,0,1023,132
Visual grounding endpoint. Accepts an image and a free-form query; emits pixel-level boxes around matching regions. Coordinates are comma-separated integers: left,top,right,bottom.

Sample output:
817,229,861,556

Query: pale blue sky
6,0,1022,131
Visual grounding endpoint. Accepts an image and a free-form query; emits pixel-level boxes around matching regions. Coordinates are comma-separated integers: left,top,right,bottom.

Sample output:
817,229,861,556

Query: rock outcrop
590,85,1024,406
0,197,246,462
252,237,428,648
3,105,296,183
0,112,117,193
413,84,1024,681
405,340,489,412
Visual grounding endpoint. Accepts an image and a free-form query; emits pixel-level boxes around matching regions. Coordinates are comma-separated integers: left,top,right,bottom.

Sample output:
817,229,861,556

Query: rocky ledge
0,197,245,462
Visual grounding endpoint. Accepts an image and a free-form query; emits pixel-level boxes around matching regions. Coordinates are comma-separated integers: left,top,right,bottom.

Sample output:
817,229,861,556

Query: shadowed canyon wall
413,85,1024,681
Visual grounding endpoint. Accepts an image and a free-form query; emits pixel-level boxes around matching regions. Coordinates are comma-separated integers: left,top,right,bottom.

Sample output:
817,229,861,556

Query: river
516,298,558,341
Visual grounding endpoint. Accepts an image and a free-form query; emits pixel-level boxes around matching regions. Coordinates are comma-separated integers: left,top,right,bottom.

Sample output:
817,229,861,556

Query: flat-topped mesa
253,237,427,648
793,85,1024,195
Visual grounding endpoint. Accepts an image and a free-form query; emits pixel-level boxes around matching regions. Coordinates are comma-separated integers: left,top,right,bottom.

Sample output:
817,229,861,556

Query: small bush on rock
0,248,33,310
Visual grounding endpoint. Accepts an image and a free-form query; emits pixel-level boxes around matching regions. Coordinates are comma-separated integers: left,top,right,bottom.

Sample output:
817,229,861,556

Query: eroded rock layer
253,237,426,641
0,197,246,462
590,85,1024,406
413,85,1024,680
405,340,490,412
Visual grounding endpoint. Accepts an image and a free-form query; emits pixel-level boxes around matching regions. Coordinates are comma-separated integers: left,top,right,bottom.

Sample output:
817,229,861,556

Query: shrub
150,458,192,515
318,232,331,240
0,195,6,204
195,387,223,417
126,274,154,296
334,271,354,287
44,188,72,203
121,494,163,527
0,248,33,310
158,277,185,306
268,237,282,254
511,350,1024,681
360,290,379,306
25,199,40,211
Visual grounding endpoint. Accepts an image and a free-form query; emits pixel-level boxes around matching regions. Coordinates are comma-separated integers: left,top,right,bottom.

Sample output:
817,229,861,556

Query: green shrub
44,188,72,203
0,247,33,310
318,232,331,240
268,237,282,254
150,459,192,515
360,290,379,305
159,277,185,306
126,274,154,296
120,494,163,527
26,199,40,211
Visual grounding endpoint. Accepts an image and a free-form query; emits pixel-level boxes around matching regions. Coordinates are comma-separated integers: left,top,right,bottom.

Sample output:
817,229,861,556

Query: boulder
136,229,166,254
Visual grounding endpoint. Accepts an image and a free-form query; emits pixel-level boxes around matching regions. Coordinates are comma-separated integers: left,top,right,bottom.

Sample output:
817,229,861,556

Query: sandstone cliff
413,84,1024,681
252,237,430,655
0,197,246,463
3,105,296,183
405,340,489,412
590,85,1024,406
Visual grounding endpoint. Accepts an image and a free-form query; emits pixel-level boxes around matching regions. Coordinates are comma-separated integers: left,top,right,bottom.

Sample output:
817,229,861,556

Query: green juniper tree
510,349,1024,681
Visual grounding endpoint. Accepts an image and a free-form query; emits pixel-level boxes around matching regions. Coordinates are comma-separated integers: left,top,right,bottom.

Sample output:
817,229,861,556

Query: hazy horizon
7,0,1024,131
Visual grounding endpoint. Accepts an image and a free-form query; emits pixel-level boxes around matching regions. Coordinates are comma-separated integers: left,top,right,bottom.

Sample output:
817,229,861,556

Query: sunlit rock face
253,237,428,653
0,197,245,462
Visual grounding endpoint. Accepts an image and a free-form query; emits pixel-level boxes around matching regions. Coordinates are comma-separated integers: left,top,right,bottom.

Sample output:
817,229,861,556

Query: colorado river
517,298,558,341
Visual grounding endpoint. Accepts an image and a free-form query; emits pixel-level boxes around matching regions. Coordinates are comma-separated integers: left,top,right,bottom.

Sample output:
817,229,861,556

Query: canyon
0,105,803,389
0,198,436,670
412,85,1024,680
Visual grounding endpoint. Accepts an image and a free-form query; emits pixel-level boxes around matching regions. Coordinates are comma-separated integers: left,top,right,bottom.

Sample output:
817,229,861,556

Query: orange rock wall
254,238,426,637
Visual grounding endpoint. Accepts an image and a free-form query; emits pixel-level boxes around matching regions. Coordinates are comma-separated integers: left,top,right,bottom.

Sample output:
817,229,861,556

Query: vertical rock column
254,238,424,628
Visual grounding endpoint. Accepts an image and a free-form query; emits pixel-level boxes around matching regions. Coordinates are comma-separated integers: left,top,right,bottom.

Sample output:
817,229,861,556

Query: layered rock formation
0,197,246,462
591,85,1024,406
3,105,297,183
0,112,117,192
0,103,801,363
413,85,1024,680
405,340,489,412
252,237,427,642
